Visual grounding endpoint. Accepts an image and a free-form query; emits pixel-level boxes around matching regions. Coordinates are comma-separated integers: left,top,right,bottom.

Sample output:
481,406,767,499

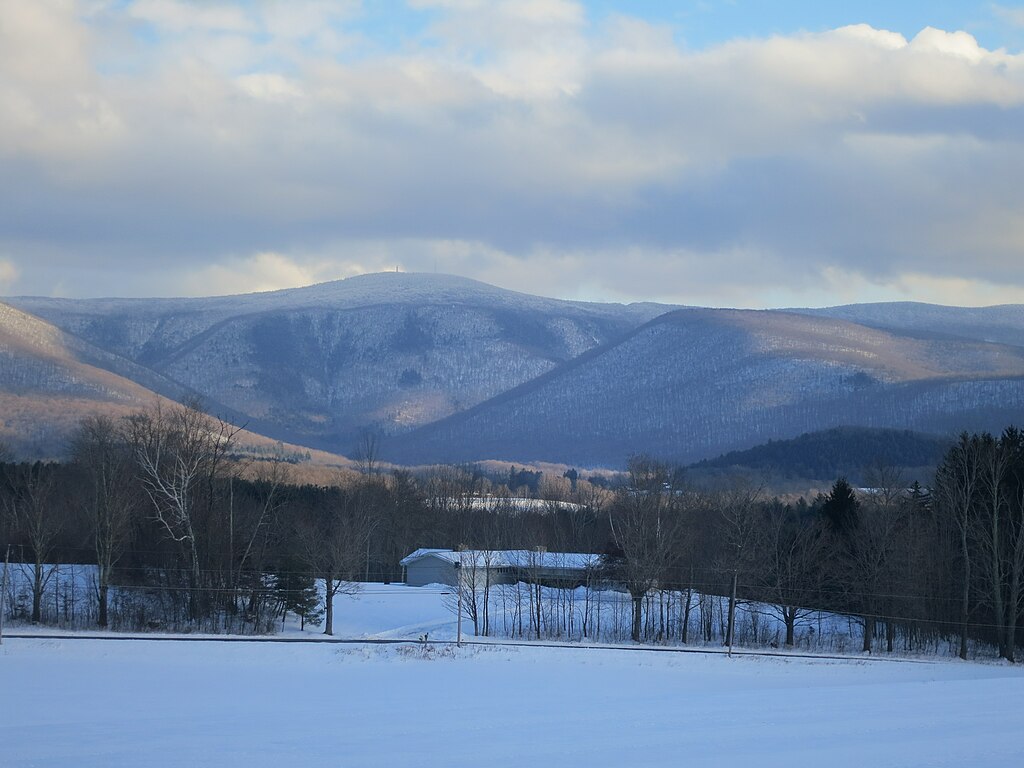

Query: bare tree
2,463,63,623
971,428,1024,661
231,459,292,623
850,492,909,653
293,486,371,635
715,480,764,650
757,499,825,647
442,547,497,638
975,434,1012,658
71,415,138,628
1003,429,1024,662
607,456,685,642
934,433,983,660
376,470,429,584
127,400,239,621
353,429,381,477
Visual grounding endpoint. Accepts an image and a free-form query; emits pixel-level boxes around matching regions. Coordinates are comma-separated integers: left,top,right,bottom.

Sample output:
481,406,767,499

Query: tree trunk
682,585,692,644
784,606,796,647
324,576,334,636
1007,567,1019,663
483,570,490,637
187,540,202,623
862,615,874,653
960,526,970,660
725,571,738,649
631,593,643,642
32,562,44,623
534,582,542,640
98,583,109,628
990,500,1008,660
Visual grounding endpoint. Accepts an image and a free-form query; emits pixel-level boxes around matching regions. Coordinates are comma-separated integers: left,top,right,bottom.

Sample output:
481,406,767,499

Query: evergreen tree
821,477,860,534
273,560,323,630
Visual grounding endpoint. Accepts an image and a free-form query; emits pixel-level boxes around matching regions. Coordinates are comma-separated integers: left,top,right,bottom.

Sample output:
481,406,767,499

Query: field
3,585,1024,767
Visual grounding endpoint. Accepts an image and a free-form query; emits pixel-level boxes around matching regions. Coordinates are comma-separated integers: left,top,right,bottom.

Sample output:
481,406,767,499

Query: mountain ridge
3,273,1023,465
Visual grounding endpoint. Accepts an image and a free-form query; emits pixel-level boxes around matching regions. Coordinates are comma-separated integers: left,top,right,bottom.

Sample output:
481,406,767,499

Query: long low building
400,548,603,588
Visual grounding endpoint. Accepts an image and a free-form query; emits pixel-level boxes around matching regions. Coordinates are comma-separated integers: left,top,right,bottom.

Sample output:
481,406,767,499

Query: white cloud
3,2,1024,307
234,73,304,101
910,27,991,62
179,252,367,296
413,0,588,97
812,268,1024,309
128,0,255,34
0,259,19,292
993,5,1024,29
832,24,907,51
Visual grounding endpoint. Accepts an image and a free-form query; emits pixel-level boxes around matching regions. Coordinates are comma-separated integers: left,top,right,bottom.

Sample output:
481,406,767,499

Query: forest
1,400,1022,661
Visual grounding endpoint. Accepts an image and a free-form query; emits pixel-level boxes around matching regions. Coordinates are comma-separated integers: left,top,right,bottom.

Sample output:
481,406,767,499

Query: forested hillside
6,273,665,454
689,426,949,484
390,308,1024,466
4,400,1023,662
3,274,1024,467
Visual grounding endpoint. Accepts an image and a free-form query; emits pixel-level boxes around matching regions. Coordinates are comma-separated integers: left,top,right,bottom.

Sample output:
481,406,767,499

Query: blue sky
125,2,1024,64
353,1,1022,53
589,1,1016,48
3,0,1024,307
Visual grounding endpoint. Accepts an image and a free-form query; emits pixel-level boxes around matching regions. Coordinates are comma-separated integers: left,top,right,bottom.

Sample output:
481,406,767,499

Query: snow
399,548,601,571
3,585,1023,767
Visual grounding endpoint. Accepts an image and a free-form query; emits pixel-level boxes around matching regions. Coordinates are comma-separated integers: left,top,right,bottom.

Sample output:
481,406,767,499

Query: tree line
1,401,1022,659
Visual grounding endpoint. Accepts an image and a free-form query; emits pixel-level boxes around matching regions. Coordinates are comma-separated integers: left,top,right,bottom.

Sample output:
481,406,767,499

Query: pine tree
821,477,860,534
274,561,323,630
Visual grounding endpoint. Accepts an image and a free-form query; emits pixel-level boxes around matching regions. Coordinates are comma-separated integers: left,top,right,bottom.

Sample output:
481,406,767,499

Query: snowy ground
4,585,1024,767
0,565,882,650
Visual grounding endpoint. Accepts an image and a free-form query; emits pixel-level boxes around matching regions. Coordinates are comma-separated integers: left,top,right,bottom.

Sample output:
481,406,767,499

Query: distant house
399,548,602,588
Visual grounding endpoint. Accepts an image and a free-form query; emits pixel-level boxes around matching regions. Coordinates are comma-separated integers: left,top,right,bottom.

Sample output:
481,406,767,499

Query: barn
400,548,602,588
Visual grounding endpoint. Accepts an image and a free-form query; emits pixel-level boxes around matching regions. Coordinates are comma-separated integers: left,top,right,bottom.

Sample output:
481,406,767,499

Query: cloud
128,0,255,34
178,252,366,296
1,2,1024,307
993,4,1024,29
0,259,19,291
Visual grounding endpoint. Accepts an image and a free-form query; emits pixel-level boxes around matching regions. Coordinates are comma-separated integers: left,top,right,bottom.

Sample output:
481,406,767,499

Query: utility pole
0,546,10,645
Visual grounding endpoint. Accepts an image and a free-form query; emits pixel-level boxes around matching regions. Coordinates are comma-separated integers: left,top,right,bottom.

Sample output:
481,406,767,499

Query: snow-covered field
3,585,1024,767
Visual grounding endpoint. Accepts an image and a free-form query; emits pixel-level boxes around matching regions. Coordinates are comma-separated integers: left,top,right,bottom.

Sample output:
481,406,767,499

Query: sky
2,0,1024,308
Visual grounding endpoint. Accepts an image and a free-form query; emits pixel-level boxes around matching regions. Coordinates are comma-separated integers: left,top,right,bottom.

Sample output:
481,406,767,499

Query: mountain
0,301,184,456
5,275,1024,467
5,273,667,454
388,307,1024,466
796,302,1024,348
688,426,950,485
0,302,351,463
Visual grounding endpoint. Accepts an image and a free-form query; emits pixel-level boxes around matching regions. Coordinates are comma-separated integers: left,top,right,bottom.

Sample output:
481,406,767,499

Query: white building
400,548,602,588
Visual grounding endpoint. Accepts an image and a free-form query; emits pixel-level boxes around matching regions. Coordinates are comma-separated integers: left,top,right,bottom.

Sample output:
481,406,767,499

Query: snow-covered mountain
0,301,184,456
795,302,1024,348
4,274,1023,465
5,273,666,455
389,307,1024,466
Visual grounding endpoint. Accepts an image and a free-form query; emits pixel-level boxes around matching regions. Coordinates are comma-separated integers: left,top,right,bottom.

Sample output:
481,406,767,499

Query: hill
688,426,950,485
0,301,352,463
0,301,185,456
5,273,667,454
4,275,1024,467
799,302,1024,348
388,307,1024,467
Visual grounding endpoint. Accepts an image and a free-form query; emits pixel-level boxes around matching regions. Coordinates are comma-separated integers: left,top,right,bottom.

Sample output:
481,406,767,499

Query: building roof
400,548,601,570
